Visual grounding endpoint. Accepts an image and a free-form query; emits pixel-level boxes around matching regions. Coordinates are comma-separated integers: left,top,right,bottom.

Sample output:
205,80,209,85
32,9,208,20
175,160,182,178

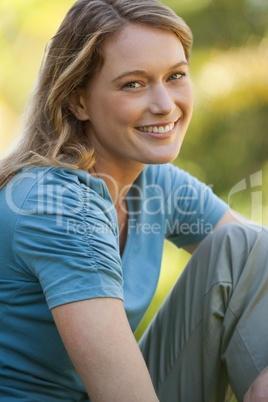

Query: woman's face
76,23,193,168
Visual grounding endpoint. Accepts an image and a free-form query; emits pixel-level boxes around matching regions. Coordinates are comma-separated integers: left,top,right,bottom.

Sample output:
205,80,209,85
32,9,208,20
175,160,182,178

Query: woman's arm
243,366,268,401
52,297,159,402
183,208,253,255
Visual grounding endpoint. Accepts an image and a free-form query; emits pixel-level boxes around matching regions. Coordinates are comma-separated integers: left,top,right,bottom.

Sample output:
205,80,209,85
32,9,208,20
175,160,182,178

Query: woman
0,0,267,400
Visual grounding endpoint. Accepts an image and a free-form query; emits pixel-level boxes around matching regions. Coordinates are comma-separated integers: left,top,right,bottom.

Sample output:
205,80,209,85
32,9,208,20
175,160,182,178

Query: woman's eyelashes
124,81,143,89
123,71,187,90
167,71,187,81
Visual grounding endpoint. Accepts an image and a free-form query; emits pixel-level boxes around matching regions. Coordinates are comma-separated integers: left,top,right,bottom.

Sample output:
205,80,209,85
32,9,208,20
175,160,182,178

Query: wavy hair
0,0,192,188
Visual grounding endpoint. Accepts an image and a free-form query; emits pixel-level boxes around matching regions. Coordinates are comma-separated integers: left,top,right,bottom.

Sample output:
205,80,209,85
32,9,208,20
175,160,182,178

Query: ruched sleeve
12,167,124,309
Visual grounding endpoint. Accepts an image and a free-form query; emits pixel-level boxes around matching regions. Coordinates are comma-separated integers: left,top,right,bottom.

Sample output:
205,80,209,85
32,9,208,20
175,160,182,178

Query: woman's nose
148,84,176,115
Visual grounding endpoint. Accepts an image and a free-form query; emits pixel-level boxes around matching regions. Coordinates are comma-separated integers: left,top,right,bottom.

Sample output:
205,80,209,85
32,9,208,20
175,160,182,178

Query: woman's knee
189,222,268,293
199,222,266,257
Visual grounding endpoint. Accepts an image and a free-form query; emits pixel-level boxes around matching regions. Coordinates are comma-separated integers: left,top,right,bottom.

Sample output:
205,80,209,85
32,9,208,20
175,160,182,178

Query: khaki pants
139,223,268,402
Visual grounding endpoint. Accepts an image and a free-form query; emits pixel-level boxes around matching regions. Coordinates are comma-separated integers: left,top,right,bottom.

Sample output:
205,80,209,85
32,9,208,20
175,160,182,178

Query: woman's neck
90,159,145,209
89,159,145,256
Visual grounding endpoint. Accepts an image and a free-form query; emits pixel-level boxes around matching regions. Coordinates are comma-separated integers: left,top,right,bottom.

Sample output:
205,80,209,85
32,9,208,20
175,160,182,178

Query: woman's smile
135,119,179,138
71,23,193,170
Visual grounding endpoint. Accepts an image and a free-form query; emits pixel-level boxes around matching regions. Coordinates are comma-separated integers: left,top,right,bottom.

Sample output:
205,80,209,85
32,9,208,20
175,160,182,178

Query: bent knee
199,222,267,255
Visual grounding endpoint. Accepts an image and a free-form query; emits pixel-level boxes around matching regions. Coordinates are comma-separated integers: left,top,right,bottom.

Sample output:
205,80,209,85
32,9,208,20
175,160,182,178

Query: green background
0,2,267,398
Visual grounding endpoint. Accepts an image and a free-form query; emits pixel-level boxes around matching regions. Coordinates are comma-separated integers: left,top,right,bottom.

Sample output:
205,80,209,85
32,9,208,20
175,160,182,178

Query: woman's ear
69,88,90,121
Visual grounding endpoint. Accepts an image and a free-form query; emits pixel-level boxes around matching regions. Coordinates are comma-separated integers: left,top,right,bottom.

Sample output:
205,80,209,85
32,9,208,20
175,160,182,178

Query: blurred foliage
177,0,268,194
1,0,267,203
0,4,268,388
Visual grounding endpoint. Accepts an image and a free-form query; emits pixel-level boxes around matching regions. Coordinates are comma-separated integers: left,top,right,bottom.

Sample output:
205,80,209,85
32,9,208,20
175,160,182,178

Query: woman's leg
139,223,268,402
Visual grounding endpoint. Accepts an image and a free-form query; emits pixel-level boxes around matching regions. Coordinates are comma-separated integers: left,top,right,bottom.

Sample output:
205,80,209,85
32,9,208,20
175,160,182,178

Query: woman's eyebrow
112,61,188,83
170,61,188,69
112,70,147,83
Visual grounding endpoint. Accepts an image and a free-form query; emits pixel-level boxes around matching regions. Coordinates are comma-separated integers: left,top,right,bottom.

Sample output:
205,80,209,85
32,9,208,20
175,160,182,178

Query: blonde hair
0,0,192,188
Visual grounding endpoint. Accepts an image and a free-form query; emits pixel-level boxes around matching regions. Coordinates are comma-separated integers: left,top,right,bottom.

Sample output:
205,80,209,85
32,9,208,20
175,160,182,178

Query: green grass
134,240,189,341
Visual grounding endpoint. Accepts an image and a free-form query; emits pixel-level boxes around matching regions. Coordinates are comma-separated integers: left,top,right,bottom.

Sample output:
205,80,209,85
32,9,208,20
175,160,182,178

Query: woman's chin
142,148,182,165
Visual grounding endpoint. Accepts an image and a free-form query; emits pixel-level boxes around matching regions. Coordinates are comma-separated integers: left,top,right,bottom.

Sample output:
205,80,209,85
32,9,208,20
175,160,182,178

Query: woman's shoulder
13,165,108,192
9,165,111,196
3,165,115,221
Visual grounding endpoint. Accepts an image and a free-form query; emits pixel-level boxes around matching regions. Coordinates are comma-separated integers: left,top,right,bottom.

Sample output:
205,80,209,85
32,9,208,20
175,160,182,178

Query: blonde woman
0,0,267,401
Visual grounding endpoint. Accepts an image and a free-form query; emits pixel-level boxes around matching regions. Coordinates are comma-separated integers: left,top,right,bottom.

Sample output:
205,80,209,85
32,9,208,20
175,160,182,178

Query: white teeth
137,122,175,134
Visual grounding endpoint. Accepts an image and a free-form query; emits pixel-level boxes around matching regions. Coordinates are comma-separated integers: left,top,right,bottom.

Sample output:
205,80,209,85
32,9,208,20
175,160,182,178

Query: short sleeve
160,164,228,247
13,167,124,309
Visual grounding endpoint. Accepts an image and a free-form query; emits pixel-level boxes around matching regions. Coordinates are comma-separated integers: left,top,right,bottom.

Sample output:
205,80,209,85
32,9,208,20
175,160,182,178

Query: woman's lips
135,119,179,138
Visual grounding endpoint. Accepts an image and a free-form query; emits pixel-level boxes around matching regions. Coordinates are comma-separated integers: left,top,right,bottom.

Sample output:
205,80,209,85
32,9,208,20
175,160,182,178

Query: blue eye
168,72,186,81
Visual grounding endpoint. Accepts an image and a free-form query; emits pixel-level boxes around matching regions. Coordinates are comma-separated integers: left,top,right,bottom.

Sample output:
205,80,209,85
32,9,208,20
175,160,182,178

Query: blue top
0,163,227,400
